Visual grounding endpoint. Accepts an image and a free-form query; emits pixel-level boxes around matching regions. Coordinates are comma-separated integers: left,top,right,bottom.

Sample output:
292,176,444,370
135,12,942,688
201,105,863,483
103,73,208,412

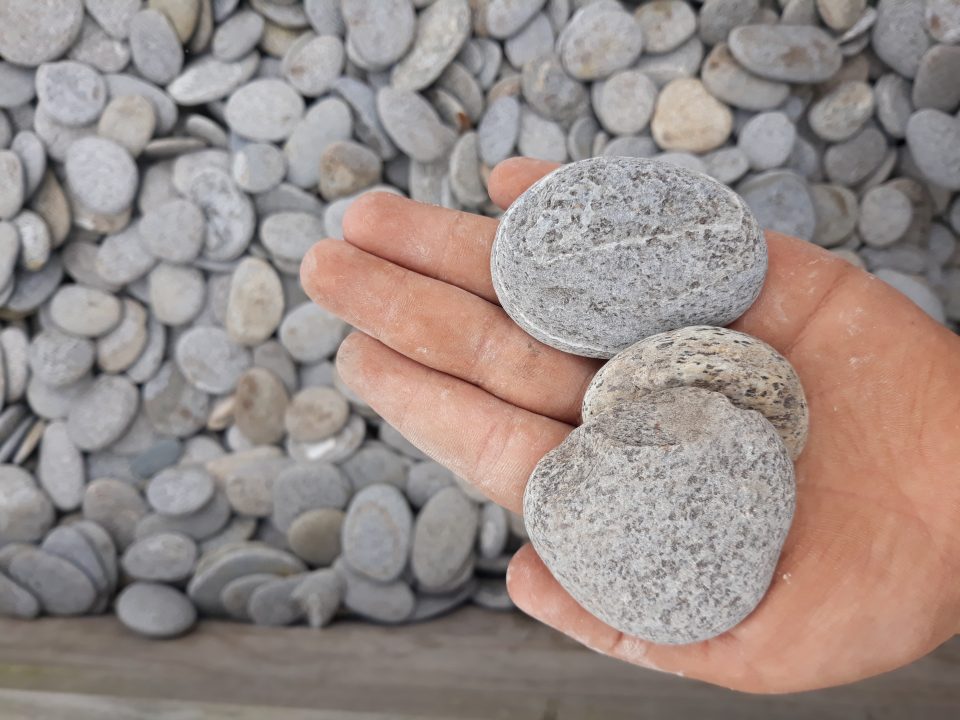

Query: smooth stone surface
116,582,197,638
525,387,795,644
341,443,407,493
583,326,808,459
64,138,138,216
478,501,508,560
728,24,842,83
67,376,139,451
412,487,478,591
341,483,412,583
341,0,415,69
27,329,94,388
737,111,796,171
139,200,206,264
912,45,960,113
142,361,208,438
129,9,185,85
282,34,344,98
225,79,305,142
233,367,289,445
220,572,275,621
905,110,960,190
859,185,914,248
40,525,110,601
593,70,657,136
147,466,215,517
491,157,766,358
175,326,251,394
558,3,644,80
247,574,305,626
635,1,697,54
872,0,931,79
136,491,231,542
231,142,286,194
284,386,349,443
121,532,197,582
0,571,40,619
82,477,148,549
287,507,344,566
405,461,454,509
377,87,456,164
291,567,343,627
7,547,96,616
0,153,24,221
737,170,816,241
271,461,352,532
336,557,415,624
37,421,84,511
224,258,284,346
808,81,875,142
810,183,859,248
824,126,888,186
477,96,520,167
0,0,84,67
35,61,107,127
97,298,149,373
279,302,347,363
0,465,55,543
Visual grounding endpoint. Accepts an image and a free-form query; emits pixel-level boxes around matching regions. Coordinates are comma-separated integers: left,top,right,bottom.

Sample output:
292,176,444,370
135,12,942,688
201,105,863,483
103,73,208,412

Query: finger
341,192,501,304
335,332,572,512
488,158,561,210
506,545,761,689
302,240,599,424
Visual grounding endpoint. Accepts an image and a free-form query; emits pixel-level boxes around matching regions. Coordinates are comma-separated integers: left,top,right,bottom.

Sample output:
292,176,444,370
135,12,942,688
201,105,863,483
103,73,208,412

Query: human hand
301,157,960,693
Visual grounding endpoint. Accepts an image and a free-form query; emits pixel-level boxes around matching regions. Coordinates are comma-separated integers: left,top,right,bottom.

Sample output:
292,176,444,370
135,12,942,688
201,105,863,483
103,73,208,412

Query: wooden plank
0,609,957,719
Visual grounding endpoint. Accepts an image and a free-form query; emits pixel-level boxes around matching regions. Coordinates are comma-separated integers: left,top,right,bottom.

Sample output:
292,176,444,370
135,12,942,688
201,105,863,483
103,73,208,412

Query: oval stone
116,582,197,638
411,487,478,591
341,484,412,583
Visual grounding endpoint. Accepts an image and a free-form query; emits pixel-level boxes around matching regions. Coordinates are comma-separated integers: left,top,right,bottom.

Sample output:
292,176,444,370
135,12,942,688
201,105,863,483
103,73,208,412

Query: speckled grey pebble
525,386,795,644
737,170,816,241
67,375,139,451
411,487,478,591
521,54,588,123
35,61,107,128
116,582,196,638
492,157,766,358
8,546,96,616
584,326,808,459
342,483,412,582
728,24,841,83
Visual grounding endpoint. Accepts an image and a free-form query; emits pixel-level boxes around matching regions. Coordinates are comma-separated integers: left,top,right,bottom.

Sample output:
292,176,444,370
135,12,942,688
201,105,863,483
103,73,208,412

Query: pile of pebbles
0,0,958,638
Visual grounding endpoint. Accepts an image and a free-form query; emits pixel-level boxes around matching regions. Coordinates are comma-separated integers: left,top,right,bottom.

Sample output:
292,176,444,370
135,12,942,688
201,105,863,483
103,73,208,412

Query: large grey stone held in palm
524,387,795,645
490,157,767,358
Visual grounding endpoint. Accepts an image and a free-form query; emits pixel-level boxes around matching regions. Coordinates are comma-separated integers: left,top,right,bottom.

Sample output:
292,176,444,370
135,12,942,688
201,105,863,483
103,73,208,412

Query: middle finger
301,239,600,424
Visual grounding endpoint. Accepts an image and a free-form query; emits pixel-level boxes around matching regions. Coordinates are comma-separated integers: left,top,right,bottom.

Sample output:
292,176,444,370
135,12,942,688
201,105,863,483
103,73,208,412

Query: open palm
302,157,960,693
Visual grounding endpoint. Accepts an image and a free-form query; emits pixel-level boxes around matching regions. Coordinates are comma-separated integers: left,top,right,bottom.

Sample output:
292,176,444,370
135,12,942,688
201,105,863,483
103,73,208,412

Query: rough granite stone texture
491,157,767,358
524,386,795,644
582,326,808,459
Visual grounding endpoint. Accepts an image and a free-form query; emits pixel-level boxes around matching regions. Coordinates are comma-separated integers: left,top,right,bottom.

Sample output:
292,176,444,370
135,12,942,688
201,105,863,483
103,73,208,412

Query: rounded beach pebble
491,157,766,358
524,386,795,644
116,582,197,638
582,326,809,459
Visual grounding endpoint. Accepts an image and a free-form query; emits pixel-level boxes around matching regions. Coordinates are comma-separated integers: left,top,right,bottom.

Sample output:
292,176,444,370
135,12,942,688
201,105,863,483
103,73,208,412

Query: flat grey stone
67,375,139,452
225,78,304,142
116,582,197,638
187,167,256,262
341,0,415,70
905,110,960,191
0,570,39,619
232,142,286,194
517,107,567,163
82,477,147,550
738,111,796,171
477,96,520,168
478,501,508,560
71,519,118,592
234,367,289,445
0,62,36,108
520,54,588,123
927,0,960,43
405,461,454,509
11,210,51,272
728,24,841,83
124,314,166,384
0,0,84,67
409,579,476,622
525,386,795,644
331,77,397,161
479,0,545,38
0,465,54,543
602,135,658,159
0,152,24,221
635,0,696,54
703,146,750,185
272,461,352,532
287,508,344,566
336,557,415,624
376,87,456,164
224,455,294,517
167,54,259,106
35,61,107,128
859,185,914,248
37,421,85,511
187,542,305,616
131,438,183,479
212,10,265,61
342,483,412,582
148,263,206,326
129,9,184,85
699,0,758,46
68,16,132,74
136,490,231,543
824,125,888,186
1,256,63,319
872,0,931,79
492,157,766,358
40,525,110,601
10,131,46,197
8,547,96,616
0,328,28,404
282,33,344,98
913,45,960,113
284,387,349,444
247,574,306,626
810,183,859,248
593,70,657,137
225,257,284,346
341,443,407,493
27,329,94,388
147,466,215,517
449,132,487,208
26,375,91,422
122,532,197,582
809,81,875,142
633,35,704,88
411,487,477,591
392,0,471,91
558,3,643,80
279,302,347,364
139,200,206,264
96,298,148,374
318,141,383,201
283,97,353,189
175,326,251,394
219,572,275,621
291,568,344,627
737,170,816,242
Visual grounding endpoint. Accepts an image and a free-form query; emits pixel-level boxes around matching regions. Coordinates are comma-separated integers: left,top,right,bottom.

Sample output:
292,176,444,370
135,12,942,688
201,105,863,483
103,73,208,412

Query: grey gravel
525,387,795,644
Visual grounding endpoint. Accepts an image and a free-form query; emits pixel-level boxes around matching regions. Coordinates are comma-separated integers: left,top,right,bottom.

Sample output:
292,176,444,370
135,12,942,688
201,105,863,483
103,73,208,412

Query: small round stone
872,0,931,79
318,141,383,201
247,574,305,627
0,62,37,108
376,87,456,164
97,95,156,158
139,200,206,264
913,45,960,113
64,138,138,215
219,573,274,621
405,461,454,509
0,572,39,619
137,491,232,543
491,157,766,358
128,8,184,84
391,0,470,91
520,54,588,123
226,257,284,346
336,557,415,623
478,501,508,560
121,532,197,583
67,375,139,451
412,487,478,591
558,3,644,81
287,508,344,566
147,466,215,517
0,152,25,221
0,466,55,543
0,0,84,67
291,568,343,628
808,81,875,143
234,367,289,445
187,167,256,262
12,210,51,271
341,483,412,583
810,184,859,248
824,126,888,187
859,185,914,248
341,443,407,493
8,547,96,616
905,110,960,191
526,387,795,644
37,421,84,511
737,170,816,242
96,298,148,373
142,361,209,438
728,24,841,83
651,78,732,153
281,386,349,443
874,74,913,140
232,143,286,194
593,70,657,136
116,582,197,638
341,0,415,69
737,112,796,171
225,79,305,142
635,1,697,54
282,34,344,97
148,263,206,326
35,61,107,127
212,9,264,61
283,97,353,189
82,477,147,550
272,461,351,532
28,329,95,388
175,326,251,394
477,95,520,167
279,302,347,363
926,0,960,43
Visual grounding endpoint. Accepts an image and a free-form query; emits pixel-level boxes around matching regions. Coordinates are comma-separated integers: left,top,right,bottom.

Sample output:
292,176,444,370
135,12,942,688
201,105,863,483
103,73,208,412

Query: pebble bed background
0,0,958,639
